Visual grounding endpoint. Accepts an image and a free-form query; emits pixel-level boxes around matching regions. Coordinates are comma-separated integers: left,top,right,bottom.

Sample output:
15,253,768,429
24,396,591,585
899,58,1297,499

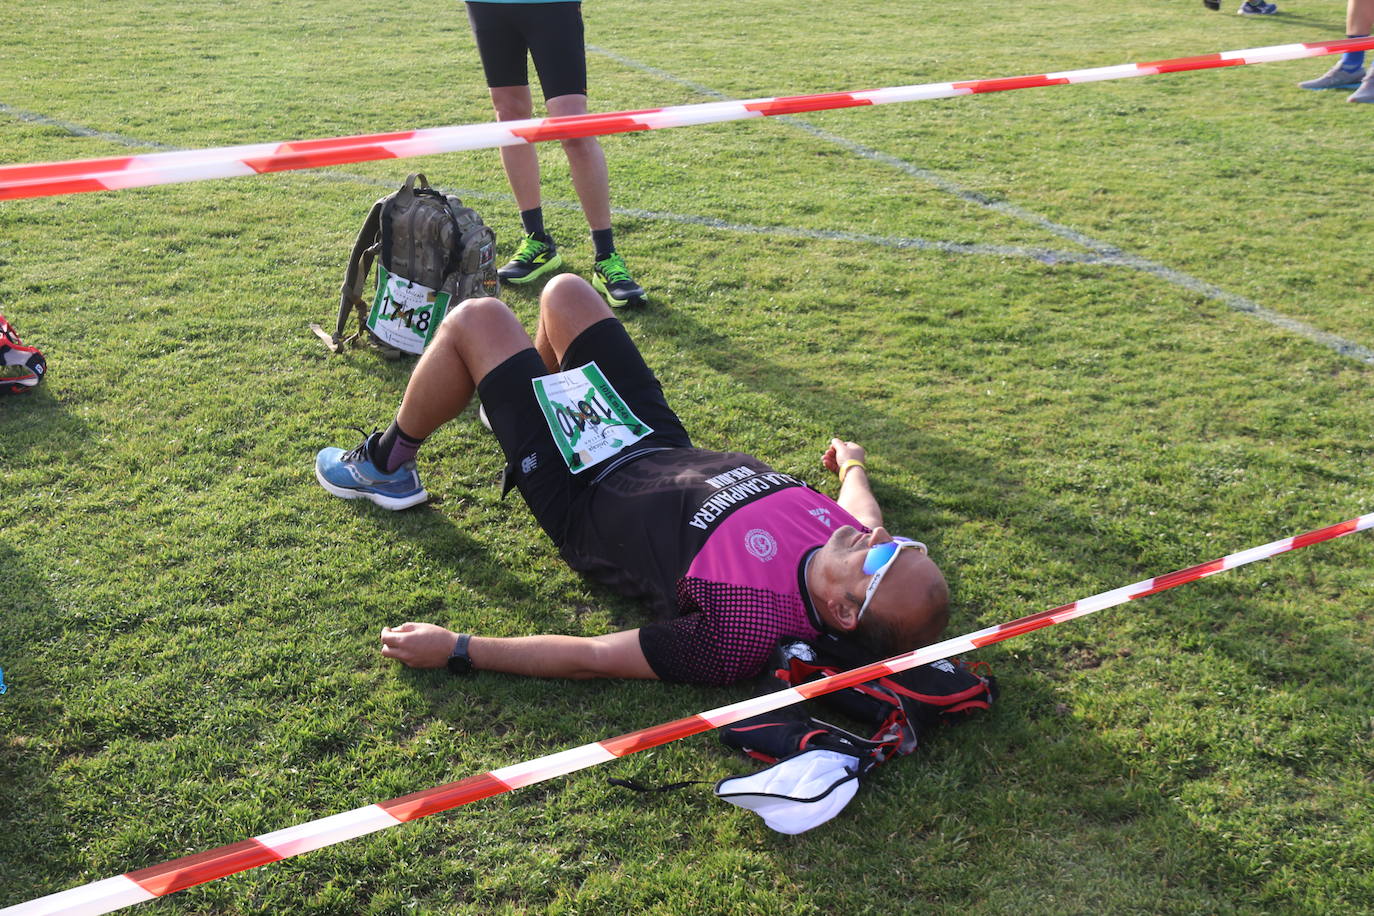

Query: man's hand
823,437,882,530
822,438,867,475
380,622,459,669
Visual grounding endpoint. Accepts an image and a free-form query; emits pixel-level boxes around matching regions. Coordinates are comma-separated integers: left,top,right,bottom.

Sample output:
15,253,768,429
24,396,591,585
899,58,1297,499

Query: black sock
592,228,616,261
520,207,546,238
373,420,425,473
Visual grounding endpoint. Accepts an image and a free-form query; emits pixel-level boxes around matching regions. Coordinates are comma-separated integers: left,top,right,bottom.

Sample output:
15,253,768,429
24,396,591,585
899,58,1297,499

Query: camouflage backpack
313,173,497,357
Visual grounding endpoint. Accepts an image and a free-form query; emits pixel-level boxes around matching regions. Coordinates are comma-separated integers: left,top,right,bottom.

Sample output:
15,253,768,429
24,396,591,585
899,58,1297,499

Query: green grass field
3,1,1373,912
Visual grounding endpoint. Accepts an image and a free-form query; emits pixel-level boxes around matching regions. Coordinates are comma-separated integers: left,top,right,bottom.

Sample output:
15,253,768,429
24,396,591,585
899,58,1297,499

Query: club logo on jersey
809,507,832,528
744,528,778,562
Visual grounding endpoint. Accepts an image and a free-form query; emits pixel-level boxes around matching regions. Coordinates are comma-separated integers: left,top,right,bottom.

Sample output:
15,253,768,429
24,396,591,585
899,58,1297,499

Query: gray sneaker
1300,63,1366,90
1349,73,1374,102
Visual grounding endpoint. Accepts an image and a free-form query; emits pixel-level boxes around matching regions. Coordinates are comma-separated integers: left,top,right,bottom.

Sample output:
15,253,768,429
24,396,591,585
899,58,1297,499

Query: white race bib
366,265,451,355
531,361,652,473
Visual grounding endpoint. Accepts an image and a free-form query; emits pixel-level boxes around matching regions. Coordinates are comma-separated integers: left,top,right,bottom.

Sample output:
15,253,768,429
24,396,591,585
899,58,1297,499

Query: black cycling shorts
465,1,589,99
476,317,692,544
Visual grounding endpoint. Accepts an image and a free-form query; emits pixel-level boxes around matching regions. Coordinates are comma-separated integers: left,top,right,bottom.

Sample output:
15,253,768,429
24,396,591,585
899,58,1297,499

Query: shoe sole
500,253,564,286
1302,82,1362,89
315,466,428,510
592,277,648,309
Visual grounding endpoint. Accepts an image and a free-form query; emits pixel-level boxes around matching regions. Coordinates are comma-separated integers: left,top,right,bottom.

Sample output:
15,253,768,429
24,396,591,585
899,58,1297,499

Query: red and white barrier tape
3,37,1373,203
6,511,1370,915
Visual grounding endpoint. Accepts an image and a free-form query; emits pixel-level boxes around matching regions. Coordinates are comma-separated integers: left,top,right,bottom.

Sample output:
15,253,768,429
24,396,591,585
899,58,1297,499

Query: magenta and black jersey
477,318,863,687
557,448,865,685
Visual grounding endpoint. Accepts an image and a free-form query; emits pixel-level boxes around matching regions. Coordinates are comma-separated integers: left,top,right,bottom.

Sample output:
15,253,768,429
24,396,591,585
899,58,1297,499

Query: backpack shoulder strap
312,197,385,353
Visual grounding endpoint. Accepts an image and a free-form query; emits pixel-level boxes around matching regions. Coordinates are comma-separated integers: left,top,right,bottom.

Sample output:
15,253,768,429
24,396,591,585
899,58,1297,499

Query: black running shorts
476,317,692,544
465,1,589,99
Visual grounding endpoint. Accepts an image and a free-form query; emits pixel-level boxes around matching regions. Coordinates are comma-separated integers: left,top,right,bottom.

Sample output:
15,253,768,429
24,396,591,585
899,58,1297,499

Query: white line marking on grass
5,95,1372,365
0,102,177,149
589,46,1374,366
605,204,1112,265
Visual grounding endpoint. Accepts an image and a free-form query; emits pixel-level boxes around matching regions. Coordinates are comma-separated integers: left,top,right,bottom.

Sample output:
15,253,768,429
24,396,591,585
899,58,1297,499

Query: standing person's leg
491,86,543,214
1300,0,1374,89
544,93,612,234
492,82,565,284
467,2,543,214
526,4,647,307
1347,0,1374,101
467,1,564,283
543,88,646,307
315,298,534,509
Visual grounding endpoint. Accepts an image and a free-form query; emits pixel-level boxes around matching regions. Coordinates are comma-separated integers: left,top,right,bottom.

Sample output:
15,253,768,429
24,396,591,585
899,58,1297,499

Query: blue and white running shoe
316,432,428,510
1237,1,1276,13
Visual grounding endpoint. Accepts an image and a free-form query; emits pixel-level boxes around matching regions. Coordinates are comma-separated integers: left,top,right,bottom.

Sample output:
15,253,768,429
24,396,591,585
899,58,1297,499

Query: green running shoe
592,252,647,308
499,234,563,285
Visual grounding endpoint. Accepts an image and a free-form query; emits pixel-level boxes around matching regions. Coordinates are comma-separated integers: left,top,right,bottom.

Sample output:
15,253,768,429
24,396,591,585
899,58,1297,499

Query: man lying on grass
316,274,948,684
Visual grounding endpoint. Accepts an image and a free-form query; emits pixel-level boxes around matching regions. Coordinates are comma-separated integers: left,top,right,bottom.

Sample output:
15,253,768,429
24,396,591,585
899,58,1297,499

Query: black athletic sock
373,420,425,473
520,207,546,238
592,228,616,262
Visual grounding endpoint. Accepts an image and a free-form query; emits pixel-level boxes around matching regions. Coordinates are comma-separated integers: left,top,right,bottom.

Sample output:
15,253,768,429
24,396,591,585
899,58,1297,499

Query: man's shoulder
645,578,819,684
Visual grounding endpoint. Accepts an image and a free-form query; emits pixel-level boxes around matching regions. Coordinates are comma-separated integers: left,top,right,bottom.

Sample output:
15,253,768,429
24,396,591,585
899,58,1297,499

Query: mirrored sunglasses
857,536,928,622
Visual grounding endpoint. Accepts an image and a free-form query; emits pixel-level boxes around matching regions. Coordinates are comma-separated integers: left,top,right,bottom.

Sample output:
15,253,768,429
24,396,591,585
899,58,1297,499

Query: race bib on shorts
366,265,450,355
532,361,652,473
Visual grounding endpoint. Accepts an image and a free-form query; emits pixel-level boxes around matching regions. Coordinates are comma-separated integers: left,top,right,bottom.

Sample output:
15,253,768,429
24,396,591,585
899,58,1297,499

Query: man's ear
827,594,861,633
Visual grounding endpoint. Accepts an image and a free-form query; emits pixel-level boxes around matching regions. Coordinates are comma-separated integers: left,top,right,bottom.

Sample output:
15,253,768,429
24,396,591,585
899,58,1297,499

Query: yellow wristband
838,459,866,484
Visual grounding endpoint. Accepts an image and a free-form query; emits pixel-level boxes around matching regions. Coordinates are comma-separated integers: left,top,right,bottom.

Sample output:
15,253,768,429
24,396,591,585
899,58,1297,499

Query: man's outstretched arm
821,437,882,530
379,622,658,680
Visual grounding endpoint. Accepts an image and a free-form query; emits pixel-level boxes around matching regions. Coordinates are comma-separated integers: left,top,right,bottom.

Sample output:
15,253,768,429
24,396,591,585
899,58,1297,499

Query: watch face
447,636,474,676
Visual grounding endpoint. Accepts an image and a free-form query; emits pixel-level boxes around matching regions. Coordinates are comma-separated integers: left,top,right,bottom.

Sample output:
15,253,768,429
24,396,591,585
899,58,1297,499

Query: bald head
807,525,951,657
851,550,949,658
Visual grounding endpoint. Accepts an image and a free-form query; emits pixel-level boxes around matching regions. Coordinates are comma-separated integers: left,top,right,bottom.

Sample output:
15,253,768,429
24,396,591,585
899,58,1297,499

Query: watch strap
447,632,475,676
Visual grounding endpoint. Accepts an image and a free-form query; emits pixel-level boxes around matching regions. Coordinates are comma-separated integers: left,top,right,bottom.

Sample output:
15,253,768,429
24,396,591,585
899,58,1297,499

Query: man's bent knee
542,274,613,323
435,297,519,348
436,297,535,381
538,277,615,360
446,296,514,327
542,273,592,299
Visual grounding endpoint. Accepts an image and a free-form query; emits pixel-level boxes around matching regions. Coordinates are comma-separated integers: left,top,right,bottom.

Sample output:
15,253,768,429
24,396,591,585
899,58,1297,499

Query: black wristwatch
446,633,475,676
